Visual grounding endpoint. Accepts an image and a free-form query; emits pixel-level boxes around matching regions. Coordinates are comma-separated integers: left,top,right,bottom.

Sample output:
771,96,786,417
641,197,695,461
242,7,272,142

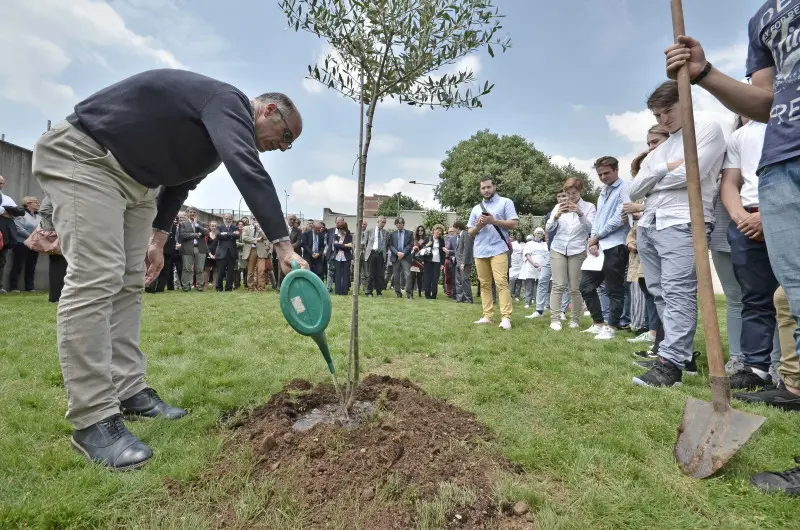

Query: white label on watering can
291,296,306,314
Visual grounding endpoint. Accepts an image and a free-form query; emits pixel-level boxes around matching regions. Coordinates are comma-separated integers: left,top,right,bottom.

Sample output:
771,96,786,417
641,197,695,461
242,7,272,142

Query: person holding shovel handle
665,0,800,495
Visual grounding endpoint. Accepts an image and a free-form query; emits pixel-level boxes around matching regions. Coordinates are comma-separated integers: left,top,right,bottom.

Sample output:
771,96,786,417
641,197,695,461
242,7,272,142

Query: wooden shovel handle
670,0,725,380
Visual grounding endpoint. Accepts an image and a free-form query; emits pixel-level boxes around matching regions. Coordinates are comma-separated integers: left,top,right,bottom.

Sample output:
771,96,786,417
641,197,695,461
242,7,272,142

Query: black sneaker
632,357,683,388
734,383,800,411
120,388,188,419
730,367,772,391
684,351,701,376
750,457,800,496
633,349,657,359
71,414,153,471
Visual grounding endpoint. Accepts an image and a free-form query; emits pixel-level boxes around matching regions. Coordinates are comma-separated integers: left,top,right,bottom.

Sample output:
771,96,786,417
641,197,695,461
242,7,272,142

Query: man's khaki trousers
34,121,156,429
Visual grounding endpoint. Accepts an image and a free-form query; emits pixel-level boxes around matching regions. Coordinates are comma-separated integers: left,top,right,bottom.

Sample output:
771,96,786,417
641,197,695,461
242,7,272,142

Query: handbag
25,226,61,255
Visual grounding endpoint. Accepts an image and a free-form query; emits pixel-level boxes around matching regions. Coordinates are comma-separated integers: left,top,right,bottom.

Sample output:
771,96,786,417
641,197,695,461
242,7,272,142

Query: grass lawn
1,289,798,529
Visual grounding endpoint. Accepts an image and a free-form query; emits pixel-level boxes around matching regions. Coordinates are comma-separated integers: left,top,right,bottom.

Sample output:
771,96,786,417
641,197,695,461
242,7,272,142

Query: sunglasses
275,108,295,149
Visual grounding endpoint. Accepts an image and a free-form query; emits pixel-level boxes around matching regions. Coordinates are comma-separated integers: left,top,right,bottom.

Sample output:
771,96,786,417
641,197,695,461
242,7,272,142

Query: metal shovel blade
675,397,765,478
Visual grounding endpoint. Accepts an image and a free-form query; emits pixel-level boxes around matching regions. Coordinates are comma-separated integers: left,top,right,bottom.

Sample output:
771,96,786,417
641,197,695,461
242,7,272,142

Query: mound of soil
231,374,532,529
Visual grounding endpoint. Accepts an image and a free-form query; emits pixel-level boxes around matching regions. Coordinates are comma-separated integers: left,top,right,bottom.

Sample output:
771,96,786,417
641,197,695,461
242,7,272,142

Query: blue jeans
536,259,569,313
728,222,779,371
758,160,800,367
711,250,744,360
620,282,632,327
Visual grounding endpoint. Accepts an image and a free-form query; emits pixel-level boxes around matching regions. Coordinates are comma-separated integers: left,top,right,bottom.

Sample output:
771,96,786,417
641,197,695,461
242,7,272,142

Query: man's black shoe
71,414,152,471
734,383,800,411
730,367,772,390
633,349,657,359
751,457,800,496
120,388,188,419
684,351,701,376
632,357,682,388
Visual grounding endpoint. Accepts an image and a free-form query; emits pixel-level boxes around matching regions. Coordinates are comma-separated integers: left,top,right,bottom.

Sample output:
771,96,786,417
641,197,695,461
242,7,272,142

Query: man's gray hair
254,92,299,118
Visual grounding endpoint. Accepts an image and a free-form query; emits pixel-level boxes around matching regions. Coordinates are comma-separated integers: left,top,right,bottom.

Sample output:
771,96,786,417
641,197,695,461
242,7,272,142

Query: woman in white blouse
545,177,596,330
519,228,548,308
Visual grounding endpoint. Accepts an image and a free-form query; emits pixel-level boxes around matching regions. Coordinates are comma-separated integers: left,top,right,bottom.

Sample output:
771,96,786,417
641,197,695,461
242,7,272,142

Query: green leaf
487,43,494,57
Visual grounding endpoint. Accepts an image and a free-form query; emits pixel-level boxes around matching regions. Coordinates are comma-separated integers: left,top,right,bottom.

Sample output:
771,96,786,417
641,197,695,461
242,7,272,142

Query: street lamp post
238,196,244,219
283,189,290,220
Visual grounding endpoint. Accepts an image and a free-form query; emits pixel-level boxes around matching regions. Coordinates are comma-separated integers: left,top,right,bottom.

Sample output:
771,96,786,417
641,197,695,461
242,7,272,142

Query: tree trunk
347,68,368,407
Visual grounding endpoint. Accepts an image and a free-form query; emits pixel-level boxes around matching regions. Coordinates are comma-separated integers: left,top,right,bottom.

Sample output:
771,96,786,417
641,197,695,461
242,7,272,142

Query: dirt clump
230,374,530,529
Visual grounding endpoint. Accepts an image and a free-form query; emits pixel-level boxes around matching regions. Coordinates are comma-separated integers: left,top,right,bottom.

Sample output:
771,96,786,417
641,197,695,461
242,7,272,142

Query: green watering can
279,261,346,411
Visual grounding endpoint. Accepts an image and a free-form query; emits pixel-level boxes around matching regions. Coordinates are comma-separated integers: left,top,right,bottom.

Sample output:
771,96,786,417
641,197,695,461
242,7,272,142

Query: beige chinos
33,121,157,429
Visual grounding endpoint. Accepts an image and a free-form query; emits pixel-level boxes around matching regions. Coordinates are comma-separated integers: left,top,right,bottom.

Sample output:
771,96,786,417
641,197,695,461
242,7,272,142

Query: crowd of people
2,0,798,496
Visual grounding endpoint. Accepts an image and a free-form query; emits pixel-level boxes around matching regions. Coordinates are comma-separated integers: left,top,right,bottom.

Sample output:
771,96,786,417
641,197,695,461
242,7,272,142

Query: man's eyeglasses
275,108,294,149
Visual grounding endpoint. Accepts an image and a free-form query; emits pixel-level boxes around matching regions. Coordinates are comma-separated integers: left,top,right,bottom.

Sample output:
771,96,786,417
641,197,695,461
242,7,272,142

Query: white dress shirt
723,121,766,208
629,122,726,230
546,199,596,256
0,192,18,217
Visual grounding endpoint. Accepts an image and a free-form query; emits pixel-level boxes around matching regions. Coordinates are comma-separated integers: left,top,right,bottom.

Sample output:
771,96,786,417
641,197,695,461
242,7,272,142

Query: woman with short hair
9,196,41,291
421,224,446,299
545,178,596,330
333,221,353,295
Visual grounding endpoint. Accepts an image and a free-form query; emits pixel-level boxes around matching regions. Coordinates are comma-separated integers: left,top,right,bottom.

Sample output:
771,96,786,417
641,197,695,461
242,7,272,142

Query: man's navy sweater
67,69,289,241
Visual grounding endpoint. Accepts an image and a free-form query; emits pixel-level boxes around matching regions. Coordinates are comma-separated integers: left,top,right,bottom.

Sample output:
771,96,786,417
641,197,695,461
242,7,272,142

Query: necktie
313,233,318,253
378,229,383,250
399,230,404,249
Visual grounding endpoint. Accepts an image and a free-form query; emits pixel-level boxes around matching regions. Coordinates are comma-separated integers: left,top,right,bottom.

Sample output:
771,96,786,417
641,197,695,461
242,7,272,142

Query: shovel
279,260,348,417
669,0,765,479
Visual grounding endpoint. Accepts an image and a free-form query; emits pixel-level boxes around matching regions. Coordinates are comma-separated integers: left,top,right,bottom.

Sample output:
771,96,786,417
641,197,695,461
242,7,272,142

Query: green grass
1,290,798,529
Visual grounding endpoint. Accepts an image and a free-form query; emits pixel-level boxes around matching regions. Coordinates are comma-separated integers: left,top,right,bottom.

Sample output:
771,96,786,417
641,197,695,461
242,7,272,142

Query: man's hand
480,212,495,225
145,230,168,286
622,202,643,215
738,212,764,241
588,244,600,257
588,236,600,248
233,231,240,236
312,252,320,259
665,35,707,80
397,252,405,260
274,241,308,273
627,241,637,254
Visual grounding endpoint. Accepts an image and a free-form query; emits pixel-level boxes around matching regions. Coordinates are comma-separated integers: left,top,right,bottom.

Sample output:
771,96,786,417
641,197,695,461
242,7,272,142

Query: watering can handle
291,259,300,270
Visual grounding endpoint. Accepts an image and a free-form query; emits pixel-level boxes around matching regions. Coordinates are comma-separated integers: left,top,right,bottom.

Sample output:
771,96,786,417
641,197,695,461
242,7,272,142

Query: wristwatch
691,61,712,85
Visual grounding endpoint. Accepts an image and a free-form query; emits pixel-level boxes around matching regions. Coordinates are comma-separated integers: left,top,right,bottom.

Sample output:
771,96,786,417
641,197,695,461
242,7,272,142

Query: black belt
744,206,760,213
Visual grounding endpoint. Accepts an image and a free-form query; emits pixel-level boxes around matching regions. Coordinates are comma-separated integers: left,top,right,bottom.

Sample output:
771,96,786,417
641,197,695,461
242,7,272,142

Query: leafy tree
280,0,509,406
436,130,599,216
376,193,423,218
421,208,448,230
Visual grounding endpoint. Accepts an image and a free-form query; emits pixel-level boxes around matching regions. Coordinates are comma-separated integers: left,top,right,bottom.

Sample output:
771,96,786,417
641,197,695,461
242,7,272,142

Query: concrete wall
1,140,51,291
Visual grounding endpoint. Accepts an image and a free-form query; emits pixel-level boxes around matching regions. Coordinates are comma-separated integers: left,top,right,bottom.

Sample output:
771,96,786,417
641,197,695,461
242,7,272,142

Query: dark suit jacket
388,228,413,264
290,226,302,253
454,230,474,266
421,236,446,263
177,219,209,254
215,223,239,260
163,221,178,256
331,230,353,261
301,230,325,261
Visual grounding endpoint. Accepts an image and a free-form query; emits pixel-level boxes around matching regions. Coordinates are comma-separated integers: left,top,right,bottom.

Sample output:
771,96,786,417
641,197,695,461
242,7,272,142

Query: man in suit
215,213,240,291
240,216,259,287
389,216,414,299
454,220,474,303
177,208,210,292
363,216,387,297
301,220,325,279
325,216,344,292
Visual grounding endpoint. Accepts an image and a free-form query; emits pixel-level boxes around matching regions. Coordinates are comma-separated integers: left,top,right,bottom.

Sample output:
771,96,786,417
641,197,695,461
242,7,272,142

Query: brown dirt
226,374,533,529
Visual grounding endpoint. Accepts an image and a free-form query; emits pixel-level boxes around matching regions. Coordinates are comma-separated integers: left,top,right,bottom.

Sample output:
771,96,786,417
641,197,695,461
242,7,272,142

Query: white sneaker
499,318,512,330
474,317,492,325
568,321,580,329
627,332,655,344
583,310,591,317
582,323,604,334
525,311,542,319
524,304,531,309
560,314,567,321
550,321,562,331
595,326,616,340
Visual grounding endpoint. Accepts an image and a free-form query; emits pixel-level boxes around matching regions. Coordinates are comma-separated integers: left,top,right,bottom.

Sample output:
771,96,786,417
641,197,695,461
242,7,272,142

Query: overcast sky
1,0,752,219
